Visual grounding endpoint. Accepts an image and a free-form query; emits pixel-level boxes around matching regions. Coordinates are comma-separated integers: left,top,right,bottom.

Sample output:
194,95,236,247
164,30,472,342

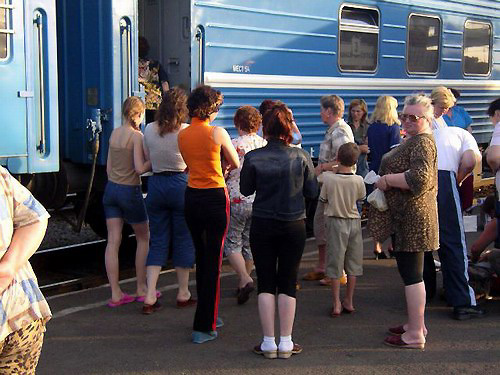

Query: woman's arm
457,150,480,184
133,132,152,175
303,153,319,199
240,157,255,196
375,172,409,191
471,219,497,262
0,219,48,294
486,145,500,173
213,126,240,169
106,147,112,177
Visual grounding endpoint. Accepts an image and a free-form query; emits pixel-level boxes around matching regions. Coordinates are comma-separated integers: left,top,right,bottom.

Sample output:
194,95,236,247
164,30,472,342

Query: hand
314,164,323,176
0,261,15,295
375,175,389,191
359,144,369,154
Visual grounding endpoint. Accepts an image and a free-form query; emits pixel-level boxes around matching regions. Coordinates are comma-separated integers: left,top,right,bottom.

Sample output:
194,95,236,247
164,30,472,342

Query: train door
138,0,192,91
56,0,139,170
0,0,58,174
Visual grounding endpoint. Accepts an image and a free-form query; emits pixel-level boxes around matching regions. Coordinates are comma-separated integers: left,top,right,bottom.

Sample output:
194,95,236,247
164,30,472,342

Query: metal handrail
34,12,45,154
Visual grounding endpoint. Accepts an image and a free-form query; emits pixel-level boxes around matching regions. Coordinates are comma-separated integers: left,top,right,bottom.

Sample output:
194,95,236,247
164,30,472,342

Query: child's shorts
325,216,363,279
103,181,148,224
224,201,253,260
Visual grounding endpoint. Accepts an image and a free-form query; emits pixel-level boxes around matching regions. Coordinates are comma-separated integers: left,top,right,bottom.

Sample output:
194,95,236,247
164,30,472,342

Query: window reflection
407,15,440,74
464,21,491,75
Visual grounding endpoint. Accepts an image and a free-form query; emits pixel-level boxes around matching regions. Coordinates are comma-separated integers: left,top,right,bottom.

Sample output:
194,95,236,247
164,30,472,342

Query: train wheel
27,169,68,209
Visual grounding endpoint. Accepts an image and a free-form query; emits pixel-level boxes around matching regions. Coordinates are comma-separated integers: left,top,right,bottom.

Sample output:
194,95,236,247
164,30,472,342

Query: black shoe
453,305,486,321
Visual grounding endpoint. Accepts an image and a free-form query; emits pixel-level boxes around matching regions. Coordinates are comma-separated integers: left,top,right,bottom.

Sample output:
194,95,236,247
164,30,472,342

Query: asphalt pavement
37,231,500,375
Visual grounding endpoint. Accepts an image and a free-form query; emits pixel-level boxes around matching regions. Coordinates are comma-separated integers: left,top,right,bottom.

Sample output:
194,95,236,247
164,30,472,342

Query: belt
153,171,184,176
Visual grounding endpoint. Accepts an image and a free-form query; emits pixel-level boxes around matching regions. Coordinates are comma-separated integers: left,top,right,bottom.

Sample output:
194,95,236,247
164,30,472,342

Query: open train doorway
138,0,192,92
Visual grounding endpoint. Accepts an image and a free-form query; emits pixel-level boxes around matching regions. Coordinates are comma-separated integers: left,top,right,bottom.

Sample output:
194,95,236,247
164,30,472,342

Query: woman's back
108,126,140,185
144,122,188,173
178,118,225,189
367,121,401,174
241,139,318,221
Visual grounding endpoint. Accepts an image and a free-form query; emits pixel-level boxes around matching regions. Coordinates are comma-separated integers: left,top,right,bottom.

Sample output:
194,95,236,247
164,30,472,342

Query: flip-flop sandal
107,293,136,308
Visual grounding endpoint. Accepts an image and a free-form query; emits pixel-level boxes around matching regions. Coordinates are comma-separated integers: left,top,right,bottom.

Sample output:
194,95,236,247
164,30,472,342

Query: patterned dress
379,133,439,252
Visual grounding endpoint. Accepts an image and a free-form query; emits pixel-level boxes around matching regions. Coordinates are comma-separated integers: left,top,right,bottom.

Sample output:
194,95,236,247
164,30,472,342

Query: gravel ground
40,211,102,250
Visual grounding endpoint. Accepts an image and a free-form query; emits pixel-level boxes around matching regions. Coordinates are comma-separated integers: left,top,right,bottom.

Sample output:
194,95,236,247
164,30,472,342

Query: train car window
407,15,441,74
338,5,379,72
0,1,8,59
463,20,492,76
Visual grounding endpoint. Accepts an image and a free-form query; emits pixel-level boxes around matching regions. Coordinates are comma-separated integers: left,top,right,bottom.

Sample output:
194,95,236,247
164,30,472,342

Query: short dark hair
259,99,278,116
448,88,460,100
337,142,360,167
234,106,262,133
262,102,293,144
487,98,500,117
187,85,223,120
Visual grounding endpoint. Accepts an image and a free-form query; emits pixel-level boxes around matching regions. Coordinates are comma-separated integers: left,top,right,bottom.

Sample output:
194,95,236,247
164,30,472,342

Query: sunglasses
399,114,425,123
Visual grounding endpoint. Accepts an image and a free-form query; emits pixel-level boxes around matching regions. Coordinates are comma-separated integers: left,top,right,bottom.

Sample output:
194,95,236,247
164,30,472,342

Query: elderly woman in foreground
374,94,438,350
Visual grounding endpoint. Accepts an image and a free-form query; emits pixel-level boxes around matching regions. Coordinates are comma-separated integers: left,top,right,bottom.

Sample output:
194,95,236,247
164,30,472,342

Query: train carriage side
0,0,58,174
186,0,500,156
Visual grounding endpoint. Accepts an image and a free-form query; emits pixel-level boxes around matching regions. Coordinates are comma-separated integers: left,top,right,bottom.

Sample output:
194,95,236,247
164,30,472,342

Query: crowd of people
1,83,499,371
99,84,499,354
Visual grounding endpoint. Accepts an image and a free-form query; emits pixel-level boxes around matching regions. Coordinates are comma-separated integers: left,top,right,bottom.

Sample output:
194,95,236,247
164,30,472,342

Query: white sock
260,336,277,351
278,335,293,352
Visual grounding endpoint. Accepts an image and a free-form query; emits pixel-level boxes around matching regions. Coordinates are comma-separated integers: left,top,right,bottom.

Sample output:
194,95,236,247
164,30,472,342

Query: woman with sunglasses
374,94,438,350
178,85,239,344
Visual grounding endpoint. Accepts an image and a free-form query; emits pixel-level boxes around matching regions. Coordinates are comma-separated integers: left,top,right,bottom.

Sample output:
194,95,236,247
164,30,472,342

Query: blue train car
0,0,499,234
0,0,58,174
183,0,500,156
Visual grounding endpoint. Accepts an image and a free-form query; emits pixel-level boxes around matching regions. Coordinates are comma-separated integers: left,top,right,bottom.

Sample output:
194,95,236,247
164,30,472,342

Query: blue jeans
145,173,194,268
103,181,148,224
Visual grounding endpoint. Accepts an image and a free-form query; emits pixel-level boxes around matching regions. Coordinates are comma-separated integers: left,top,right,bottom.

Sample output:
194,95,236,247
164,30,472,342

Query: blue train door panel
57,0,139,167
0,0,58,173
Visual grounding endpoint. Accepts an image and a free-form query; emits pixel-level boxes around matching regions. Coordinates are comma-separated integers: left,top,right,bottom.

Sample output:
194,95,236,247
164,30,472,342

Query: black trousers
185,187,229,332
250,217,306,298
423,170,476,307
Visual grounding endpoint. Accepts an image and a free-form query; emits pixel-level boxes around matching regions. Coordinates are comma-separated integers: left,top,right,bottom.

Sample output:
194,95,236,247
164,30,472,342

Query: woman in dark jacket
240,102,318,359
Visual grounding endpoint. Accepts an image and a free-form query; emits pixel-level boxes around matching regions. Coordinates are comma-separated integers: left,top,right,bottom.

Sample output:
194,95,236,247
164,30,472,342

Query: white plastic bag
367,188,388,212
364,170,380,184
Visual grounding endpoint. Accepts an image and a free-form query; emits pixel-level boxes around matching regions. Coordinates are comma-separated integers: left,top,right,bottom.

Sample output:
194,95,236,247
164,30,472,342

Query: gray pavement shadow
37,253,500,375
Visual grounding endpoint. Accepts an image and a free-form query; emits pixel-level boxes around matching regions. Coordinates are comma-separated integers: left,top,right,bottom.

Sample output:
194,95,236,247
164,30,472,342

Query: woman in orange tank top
103,96,152,307
178,85,239,343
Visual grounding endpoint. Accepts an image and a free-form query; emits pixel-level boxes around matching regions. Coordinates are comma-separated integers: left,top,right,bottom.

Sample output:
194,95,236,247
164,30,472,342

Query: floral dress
378,133,439,252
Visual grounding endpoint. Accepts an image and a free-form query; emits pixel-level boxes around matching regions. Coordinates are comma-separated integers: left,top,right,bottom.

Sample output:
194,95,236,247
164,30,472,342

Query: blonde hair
404,94,434,122
369,96,400,126
430,86,456,108
122,96,145,129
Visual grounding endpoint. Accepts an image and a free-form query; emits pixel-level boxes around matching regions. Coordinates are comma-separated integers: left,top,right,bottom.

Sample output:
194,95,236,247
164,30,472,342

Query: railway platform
37,231,500,375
